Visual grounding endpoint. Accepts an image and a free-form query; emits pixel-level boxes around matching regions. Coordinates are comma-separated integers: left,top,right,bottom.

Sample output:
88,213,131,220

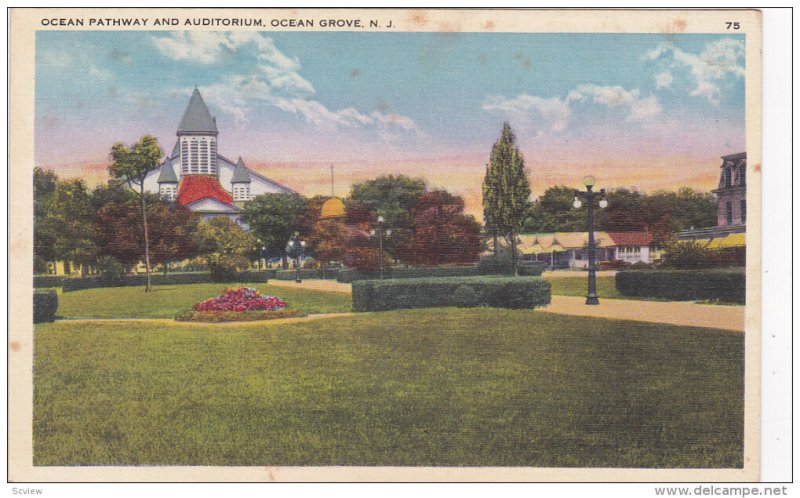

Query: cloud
481,94,571,132
654,71,673,89
645,38,745,104
483,82,661,134
153,32,419,137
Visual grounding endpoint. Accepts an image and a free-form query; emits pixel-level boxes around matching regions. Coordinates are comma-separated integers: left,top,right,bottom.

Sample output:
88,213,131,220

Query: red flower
193,287,287,312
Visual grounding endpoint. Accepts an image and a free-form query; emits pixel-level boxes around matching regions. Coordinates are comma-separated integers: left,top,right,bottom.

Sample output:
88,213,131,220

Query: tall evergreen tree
482,122,531,275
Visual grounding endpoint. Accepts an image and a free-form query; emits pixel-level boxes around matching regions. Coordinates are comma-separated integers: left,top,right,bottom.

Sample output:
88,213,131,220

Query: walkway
264,279,743,332
542,296,744,332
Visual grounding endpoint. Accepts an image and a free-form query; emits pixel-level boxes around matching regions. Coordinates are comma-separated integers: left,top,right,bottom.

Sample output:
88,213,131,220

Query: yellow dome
320,196,346,220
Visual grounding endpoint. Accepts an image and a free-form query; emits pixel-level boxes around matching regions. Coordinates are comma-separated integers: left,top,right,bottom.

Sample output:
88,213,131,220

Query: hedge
352,276,551,312
33,290,58,323
615,269,745,303
34,275,65,288
61,271,270,292
338,263,544,283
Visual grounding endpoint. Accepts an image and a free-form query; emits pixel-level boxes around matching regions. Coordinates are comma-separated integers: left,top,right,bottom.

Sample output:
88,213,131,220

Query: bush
352,276,551,312
61,271,270,292
33,290,58,323
661,241,725,269
97,256,126,285
34,275,65,288
616,269,745,303
339,262,544,282
302,258,320,270
274,269,322,280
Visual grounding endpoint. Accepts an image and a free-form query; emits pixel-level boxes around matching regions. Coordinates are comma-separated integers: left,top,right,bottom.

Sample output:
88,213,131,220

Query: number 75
726,22,741,30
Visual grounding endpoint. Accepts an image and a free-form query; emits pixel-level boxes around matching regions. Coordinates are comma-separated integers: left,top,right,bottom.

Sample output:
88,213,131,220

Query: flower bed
193,287,286,312
177,287,295,322
175,309,301,323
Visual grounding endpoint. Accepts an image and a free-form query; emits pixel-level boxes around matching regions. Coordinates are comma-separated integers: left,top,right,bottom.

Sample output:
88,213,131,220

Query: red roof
177,175,234,207
607,231,653,246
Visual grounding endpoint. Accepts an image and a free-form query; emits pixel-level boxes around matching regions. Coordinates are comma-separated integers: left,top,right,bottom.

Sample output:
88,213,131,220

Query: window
726,201,733,225
233,184,250,202
199,139,208,174
740,199,746,223
724,167,732,188
190,139,199,174
209,139,217,174
738,166,746,186
181,139,189,174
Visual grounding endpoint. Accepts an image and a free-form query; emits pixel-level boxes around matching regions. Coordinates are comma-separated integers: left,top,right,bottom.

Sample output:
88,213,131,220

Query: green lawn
34,309,743,467
57,283,352,318
546,275,623,299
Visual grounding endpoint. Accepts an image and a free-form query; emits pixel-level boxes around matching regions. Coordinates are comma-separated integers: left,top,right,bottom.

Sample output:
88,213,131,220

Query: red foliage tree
401,190,482,266
148,201,201,273
94,199,144,270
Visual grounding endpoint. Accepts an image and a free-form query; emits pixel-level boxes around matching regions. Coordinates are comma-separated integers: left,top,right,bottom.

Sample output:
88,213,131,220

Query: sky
35,31,746,216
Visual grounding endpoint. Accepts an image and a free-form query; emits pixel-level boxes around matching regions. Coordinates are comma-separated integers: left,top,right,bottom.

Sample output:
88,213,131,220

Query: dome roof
320,196,346,220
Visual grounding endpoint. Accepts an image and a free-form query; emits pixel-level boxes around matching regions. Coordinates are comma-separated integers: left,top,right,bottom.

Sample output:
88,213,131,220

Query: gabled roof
177,88,218,135
607,231,653,246
157,157,179,184
231,157,252,183
218,154,298,194
177,175,233,207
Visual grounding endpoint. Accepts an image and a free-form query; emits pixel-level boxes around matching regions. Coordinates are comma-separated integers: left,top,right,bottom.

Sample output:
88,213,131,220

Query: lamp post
287,232,306,283
573,175,608,305
370,216,391,279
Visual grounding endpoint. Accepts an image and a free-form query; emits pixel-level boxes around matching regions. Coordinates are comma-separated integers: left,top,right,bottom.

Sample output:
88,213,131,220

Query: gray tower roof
177,88,218,135
157,157,179,184
231,157,252,183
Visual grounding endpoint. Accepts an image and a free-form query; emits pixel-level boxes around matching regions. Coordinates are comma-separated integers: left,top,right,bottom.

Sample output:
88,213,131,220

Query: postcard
9,8,762,482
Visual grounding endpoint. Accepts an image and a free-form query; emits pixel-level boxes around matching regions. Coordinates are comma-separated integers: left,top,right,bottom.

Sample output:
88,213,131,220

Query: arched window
726,202,733,225
724,167,732,188
738,166,746,186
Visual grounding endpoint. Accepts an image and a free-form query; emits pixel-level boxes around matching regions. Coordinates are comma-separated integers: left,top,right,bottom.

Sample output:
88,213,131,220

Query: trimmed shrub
352,276,551,312
616,269,745,303
518,263,545,276
33,290,58,323
61,271,270,292
34,275,65,288
97,256,125,285
274,269,322,280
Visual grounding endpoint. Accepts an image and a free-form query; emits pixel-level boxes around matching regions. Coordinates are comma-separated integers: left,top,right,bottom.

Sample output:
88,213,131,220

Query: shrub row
272,268,341,280
352,276,551,312
33,290,58,323
338,263,544,283
34,275,65,288
615,269,745,303
61,271,271,293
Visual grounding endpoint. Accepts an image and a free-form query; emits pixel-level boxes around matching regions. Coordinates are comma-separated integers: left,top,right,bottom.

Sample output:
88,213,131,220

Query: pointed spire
157,157,179,184
177,88,218,135
231,157,252,183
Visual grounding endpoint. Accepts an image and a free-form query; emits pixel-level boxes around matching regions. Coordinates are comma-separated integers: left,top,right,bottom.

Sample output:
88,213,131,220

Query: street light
287,232,306,283
574,175,607,305
374,216,389,279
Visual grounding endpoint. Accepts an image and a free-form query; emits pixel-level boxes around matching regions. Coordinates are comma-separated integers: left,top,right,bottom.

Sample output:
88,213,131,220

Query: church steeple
177,88,218,177
177,87,218,136
231,157,252,206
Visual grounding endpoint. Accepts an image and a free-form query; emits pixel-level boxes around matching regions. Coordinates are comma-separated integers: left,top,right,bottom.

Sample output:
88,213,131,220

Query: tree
192,217,256,277
403,190,482,266
241,193,307,269
148,200,200,274
108,135,164,291
94,198,147,270
307,218,349,275
482,123,532,275
33,168,60,271
349,175,427,261
46,179,97,275
524,185,585,233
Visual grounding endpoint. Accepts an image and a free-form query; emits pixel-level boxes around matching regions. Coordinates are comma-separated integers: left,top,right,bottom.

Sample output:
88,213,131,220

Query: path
60,313,354,328
266,279,352,294
542,296,744,332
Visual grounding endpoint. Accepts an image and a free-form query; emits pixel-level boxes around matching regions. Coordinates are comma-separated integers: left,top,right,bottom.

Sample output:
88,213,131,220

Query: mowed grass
57,283,352,318
546,275,623,299
34,309,743,467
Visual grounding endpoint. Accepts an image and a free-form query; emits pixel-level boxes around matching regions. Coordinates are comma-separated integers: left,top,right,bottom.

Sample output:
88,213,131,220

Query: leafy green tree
47,179,96,275
108,135,163,291
33,168,60,271
349,175,427,260
240,193,306,269
192,217,256,277
483,122,532,275
524,185,585,233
